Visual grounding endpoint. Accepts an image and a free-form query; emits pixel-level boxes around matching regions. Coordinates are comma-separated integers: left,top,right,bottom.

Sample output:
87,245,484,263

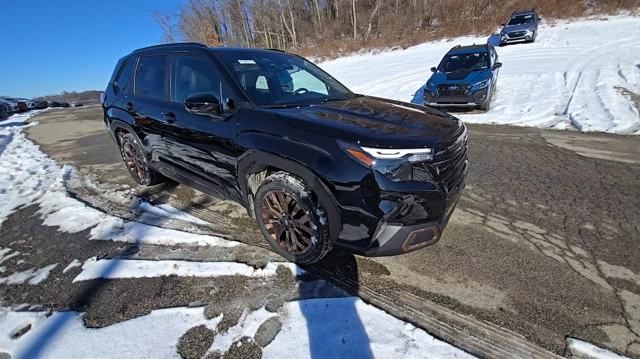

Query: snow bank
90,216,237,248
0,297,472,359
0,111,243,250
0,307,220,359
319,16,640,134
72,259,295,282
0,113,107,230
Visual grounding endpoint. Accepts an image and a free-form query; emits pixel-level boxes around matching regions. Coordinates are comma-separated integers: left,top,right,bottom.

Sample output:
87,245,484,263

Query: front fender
236,133,343,243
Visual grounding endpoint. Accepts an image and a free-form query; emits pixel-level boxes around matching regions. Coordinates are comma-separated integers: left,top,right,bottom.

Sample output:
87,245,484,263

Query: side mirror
430,67,437,73
493,62,503,69
185,94,221,115
501,23,505,26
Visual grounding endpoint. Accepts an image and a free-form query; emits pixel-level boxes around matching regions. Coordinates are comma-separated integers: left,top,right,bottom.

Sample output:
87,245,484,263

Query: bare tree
153,0,640,56
351,0,358,40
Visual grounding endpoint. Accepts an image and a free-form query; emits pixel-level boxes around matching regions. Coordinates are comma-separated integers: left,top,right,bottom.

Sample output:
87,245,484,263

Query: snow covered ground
319,16,640,134
0,299,473,359
0,111,473,358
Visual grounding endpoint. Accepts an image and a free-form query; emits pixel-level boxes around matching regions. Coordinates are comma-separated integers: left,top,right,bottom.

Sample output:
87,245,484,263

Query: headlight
340,142,433,182
473,79,490,90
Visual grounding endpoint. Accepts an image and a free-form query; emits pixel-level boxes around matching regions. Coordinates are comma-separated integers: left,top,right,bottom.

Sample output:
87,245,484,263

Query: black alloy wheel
260,190,314,255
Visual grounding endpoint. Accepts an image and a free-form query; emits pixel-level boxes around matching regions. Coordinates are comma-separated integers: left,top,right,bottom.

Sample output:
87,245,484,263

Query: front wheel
254,172,331,264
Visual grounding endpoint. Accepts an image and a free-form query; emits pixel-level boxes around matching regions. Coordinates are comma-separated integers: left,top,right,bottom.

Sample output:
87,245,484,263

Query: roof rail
133,42,207,53
267,48,285,52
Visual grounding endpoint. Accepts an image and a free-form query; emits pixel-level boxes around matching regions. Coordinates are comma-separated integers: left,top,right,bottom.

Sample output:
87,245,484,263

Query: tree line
154,0,639,57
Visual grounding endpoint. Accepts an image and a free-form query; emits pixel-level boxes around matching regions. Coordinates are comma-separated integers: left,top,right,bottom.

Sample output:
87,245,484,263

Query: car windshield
439,52,489,73
508,14,535,25
217,52,355,107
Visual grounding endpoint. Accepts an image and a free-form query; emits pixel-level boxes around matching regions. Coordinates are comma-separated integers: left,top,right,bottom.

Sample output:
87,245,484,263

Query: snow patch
0,263,58,285
62,259,82,273
137,201,208,225
90,218,238,248
0,306,221,359
566,337,630,359
0,248,20,265
72,259,296,282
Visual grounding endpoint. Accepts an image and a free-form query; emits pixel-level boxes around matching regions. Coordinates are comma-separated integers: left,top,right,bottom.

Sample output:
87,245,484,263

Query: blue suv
499,9,540,45
424,44,501,111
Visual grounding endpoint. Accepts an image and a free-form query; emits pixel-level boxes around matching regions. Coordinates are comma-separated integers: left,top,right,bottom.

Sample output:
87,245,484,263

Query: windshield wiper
261,103,310,109
319,97,348,104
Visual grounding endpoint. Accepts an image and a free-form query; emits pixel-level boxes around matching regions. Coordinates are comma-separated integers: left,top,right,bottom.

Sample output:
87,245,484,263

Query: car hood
266,96,463,148
429,70,491,84
501,23,535,33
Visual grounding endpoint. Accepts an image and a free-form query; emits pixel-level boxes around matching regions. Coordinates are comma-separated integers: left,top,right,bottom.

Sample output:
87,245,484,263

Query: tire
479,97,492,111
118,132,164,186
254,172,331,264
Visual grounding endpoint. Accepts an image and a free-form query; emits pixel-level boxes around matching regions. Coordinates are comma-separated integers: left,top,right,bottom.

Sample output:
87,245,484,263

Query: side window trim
133,55,169,100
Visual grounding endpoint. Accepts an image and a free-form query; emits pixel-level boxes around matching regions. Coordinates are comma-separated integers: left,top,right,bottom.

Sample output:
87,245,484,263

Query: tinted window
439,52,489,73
172,55,220,103
135,56,167,99
114,59,135,94
508,14,535,25
218,53,352,107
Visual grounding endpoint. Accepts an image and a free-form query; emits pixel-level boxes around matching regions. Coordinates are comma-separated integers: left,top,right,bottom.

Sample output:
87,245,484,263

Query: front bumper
500,32,534,43
358,186,462,256
425,88,489,107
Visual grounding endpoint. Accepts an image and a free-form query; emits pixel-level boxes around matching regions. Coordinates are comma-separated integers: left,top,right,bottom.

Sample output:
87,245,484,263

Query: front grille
437,84,470,97
413,125,468,195
508,31,526,38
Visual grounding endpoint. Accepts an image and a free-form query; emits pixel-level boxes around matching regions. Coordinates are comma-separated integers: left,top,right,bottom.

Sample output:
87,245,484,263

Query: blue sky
0,0,178,98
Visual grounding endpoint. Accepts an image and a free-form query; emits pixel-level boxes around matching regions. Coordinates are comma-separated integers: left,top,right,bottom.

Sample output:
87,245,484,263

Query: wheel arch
238,151,341,244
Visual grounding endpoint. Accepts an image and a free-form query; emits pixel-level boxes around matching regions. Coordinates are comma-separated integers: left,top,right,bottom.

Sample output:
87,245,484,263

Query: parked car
0,101,10,118
1,97,28,112
499,9,540,45
17,98,36,110
424,44,501,110
34,100,48,109
0,98,19,113
103,43,468,264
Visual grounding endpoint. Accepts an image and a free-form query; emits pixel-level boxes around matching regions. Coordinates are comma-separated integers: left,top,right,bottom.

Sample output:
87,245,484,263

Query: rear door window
114,59,135,94
135,56,167,99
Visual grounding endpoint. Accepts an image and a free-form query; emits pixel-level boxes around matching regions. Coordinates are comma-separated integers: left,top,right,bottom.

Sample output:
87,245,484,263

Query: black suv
103,43,468,264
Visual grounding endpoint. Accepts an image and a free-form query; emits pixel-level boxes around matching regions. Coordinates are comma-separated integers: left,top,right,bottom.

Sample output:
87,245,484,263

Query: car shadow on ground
301,252,374,358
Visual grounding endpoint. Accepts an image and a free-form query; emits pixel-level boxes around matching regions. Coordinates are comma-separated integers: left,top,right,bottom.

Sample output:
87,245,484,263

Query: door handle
125,102,134,111
162,112,176,124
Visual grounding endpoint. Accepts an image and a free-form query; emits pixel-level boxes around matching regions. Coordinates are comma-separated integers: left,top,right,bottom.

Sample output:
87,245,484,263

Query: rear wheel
118,132,164,186
254,172,331,264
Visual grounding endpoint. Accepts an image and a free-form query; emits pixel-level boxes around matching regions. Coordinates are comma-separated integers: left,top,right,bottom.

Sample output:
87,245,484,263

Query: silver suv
499,9,540,45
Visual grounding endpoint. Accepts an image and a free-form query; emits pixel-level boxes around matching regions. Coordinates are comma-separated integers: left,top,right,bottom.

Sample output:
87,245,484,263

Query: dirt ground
16,105,640,357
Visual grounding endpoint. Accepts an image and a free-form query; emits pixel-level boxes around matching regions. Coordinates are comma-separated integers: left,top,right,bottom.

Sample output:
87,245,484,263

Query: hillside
36,90,101,105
